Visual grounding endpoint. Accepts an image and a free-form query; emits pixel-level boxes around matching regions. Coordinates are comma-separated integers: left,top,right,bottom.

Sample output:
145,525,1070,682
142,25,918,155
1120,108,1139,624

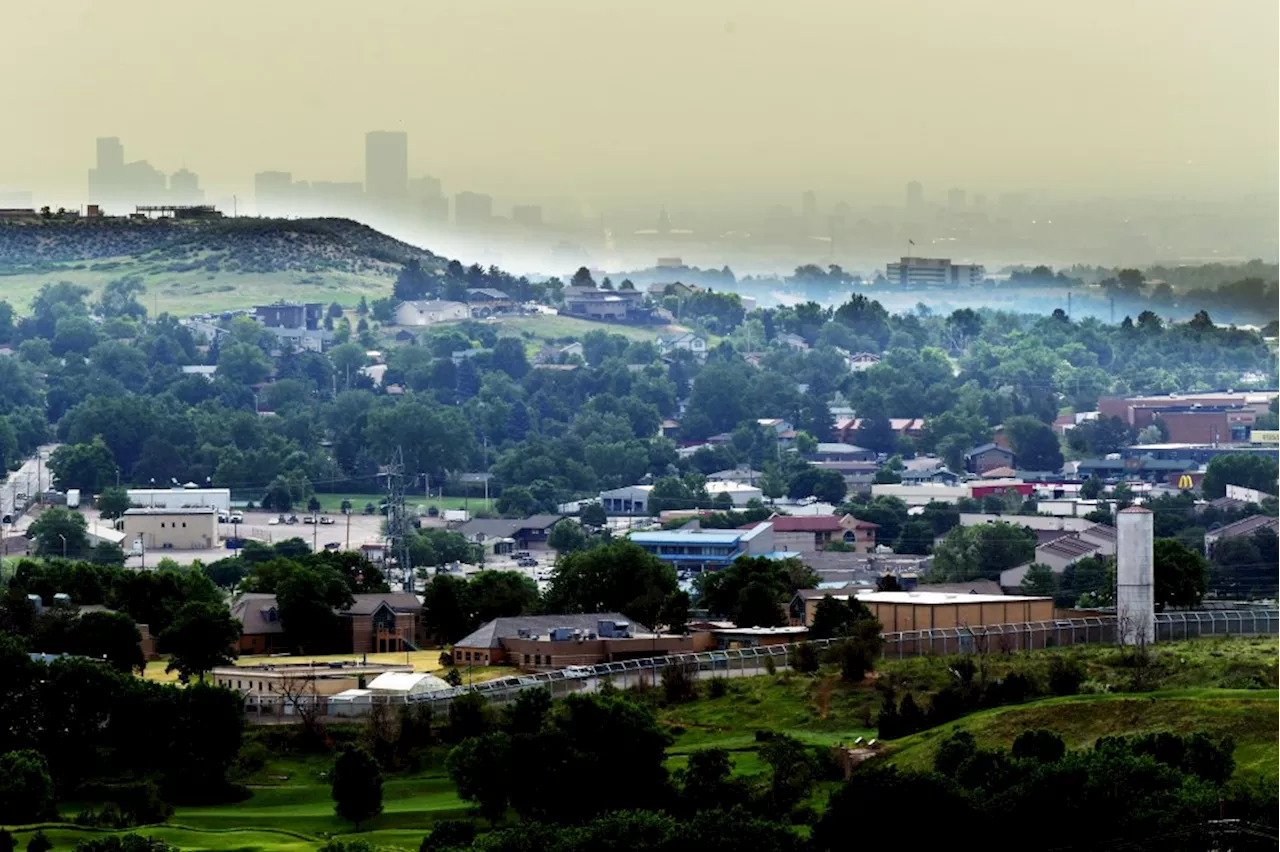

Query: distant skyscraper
454,191,493,229
365,131,408,206
512,205,543,228
408,176,442,201
88,137,166,209
97,137,124,171
947,188,966,210
169,168,203,205
906,181,924,209
802,190,818,220
255,171,294,217
973,193,987,210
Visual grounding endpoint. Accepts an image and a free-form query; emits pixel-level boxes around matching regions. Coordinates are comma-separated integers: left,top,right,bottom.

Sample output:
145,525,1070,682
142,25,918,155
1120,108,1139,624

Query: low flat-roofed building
711,625,808,648
789,588,1050,630
757,514,878,554
630,522,775,572
123,507,218,550
212,661,414,697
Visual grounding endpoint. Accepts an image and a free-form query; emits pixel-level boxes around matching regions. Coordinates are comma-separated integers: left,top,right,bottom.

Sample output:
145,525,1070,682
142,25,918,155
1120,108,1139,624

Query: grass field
490,314,673,344
0,263,394,317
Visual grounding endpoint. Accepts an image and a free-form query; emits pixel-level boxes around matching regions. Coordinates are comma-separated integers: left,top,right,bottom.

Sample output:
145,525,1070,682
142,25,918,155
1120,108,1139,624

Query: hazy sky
3,0,1276,208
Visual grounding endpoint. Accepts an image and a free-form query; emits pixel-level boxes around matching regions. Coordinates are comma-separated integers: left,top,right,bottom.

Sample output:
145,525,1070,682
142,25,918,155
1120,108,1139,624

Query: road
1,444,58,523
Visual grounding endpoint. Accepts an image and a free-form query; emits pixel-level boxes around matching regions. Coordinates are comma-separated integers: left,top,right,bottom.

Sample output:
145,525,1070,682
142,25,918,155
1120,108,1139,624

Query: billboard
1250,430,1279,444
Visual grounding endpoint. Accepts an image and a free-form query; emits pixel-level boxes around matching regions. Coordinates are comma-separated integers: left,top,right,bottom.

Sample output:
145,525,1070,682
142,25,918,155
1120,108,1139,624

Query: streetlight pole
58,534,67,560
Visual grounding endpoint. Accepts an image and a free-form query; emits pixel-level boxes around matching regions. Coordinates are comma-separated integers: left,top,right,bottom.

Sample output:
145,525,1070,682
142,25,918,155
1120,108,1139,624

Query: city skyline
2,0,1276,211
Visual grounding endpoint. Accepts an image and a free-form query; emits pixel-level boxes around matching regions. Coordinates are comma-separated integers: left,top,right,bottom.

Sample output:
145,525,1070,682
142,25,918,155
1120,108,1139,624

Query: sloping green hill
881,688,1279,779
0,217,442,315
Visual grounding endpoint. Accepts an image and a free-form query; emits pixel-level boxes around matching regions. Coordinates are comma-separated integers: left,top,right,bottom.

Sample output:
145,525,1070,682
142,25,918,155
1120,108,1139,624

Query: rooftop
123,507,218,516
1210,514,1279,539
855,591,1048,605
454,613,649,649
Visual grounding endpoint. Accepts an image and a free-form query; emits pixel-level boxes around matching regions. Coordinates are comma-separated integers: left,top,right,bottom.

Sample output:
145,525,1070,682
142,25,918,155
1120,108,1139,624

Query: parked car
517,557,538,567
286,515,299,524
268,516,281,526
229,512,244,523
302,516,316,524
323,541,341,550
319,516,335,525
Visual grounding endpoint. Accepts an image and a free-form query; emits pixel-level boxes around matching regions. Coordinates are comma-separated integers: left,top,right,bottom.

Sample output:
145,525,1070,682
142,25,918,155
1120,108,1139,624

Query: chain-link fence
242,608,1278,723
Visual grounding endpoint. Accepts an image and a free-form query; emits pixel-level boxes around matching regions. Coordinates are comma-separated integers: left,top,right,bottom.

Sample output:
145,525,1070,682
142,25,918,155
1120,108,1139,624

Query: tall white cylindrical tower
1116,506,1155,646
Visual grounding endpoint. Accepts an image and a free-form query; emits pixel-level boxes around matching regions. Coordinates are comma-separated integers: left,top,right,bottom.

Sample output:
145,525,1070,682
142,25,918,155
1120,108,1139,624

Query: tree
47,437,119,493
73,610,144,674
548,519,589,552
491,337,530,380
1018,563,1057,596
420,820,477,852
277,565,354,654
26,832,51,852
1003,416,1064,472
1201,453,1279,499
1011,729,1066,764
579,502,607,528
0,830,12,852
1153,539,1208,610
0,750,55,823
546,539,682,628
467,571,540,624
695,556,806,628
96,485,133,520
162,601,242,682
421,574,474,645
332,745,384,828
28,509,90,559
217,342,272,386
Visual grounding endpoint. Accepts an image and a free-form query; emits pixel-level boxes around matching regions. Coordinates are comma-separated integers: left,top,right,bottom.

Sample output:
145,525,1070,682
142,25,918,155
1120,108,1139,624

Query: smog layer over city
0,2,1276,852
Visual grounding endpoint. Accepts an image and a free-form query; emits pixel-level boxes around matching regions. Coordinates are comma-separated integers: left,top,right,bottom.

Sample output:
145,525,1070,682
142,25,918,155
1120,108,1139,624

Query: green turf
310,492,494,515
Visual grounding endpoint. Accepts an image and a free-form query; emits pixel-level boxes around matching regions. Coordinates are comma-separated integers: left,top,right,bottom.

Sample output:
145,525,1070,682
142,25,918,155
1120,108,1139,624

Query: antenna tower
384,447,413,592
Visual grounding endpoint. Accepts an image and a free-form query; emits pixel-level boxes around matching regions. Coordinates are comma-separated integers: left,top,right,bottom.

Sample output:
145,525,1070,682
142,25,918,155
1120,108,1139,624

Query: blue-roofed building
630,522,776,573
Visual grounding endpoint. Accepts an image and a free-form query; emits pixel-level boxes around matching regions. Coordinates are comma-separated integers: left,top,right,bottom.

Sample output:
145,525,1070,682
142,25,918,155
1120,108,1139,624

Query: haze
3,0,1277,210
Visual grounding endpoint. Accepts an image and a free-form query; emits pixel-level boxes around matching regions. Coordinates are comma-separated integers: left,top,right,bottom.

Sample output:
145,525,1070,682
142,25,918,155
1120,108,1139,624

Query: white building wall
1116,507,1155,646
126,488,231,512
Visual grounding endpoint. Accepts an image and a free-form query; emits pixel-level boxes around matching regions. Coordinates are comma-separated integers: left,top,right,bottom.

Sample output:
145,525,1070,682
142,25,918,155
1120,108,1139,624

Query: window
160,522,166,528
182,522,187,528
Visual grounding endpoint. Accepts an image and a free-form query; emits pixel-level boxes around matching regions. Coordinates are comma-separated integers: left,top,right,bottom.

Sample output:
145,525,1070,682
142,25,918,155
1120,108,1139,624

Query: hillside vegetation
0,217,442,315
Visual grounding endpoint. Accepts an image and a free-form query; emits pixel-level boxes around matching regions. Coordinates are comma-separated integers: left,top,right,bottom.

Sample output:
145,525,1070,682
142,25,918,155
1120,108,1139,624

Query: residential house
761,514,879,554
847,352,881,372
757,418,795,435
778,333,809,350
965,443,1016,474
465,288,513,317
455,515,567,553
832,417,926,442
657,331,707,359
708,468,762,484
535,341,585,365
562,285,647,321
254,302,331,352
451,348,491,366
805,442,877,463
180,365,218,381
395,300,470,326
901,457,959,484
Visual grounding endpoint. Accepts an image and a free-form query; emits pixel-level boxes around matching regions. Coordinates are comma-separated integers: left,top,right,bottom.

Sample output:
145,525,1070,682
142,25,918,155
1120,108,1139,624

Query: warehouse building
123,507,218,550
790,588,1052,631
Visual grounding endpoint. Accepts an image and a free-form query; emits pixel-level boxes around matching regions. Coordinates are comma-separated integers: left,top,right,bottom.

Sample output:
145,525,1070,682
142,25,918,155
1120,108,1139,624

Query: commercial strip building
630,522,776,572
122,507,218,550
789,589,1053,631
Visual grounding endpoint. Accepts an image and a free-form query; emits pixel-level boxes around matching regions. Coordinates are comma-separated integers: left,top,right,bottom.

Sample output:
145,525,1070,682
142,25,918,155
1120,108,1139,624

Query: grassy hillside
0,217,443,315
6,637,1275,851
882,689,1279,780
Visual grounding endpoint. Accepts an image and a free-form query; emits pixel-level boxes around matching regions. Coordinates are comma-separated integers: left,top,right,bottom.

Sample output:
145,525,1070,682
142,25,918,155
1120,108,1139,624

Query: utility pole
383,448,411,592
345,508,351,551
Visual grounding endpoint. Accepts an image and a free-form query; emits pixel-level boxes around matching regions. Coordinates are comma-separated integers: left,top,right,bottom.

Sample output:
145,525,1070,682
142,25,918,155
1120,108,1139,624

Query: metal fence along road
242,608,1278,722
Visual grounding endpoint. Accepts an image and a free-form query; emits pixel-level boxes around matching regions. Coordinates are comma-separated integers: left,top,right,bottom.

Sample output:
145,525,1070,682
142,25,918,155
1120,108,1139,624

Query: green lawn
491,314,673,344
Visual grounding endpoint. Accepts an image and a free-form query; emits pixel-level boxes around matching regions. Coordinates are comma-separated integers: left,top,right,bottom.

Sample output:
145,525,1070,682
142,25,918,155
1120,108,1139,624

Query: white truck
66,489,81,509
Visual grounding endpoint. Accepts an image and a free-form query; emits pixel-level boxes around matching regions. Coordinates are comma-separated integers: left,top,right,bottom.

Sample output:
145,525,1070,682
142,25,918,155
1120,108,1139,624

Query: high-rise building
801,190,818,220
512,205,543,228
906,181,924,209
88,137,166,209
455,191,493,229
169,168,203,205
255,171,294,217
97,137,124,171
365,130,408,205
947,188,966,209
886,256,985,287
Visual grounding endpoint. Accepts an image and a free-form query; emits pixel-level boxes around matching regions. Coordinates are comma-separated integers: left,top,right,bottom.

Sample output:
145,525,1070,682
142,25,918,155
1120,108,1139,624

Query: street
1,444,59,523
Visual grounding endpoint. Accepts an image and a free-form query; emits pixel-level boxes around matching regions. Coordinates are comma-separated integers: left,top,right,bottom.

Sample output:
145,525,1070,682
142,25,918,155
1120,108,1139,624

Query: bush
934,731,978,777
706,677,728,699
788,643,819,674
1011,729,1066,764
661,662,698,705
421,820,477,852
1048,655,1085,696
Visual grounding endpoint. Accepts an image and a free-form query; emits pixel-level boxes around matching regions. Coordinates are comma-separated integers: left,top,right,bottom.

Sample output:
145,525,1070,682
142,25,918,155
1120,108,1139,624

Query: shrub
421,820,477,852
1011,729,1066,764
1048,655,1085,696
707,677,729,699
933,731,977,777
788,643,819,674
661,662,698,705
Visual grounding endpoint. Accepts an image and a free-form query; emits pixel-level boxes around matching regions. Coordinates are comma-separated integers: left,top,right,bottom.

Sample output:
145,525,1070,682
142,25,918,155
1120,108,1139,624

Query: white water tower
1116,506,1155,645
